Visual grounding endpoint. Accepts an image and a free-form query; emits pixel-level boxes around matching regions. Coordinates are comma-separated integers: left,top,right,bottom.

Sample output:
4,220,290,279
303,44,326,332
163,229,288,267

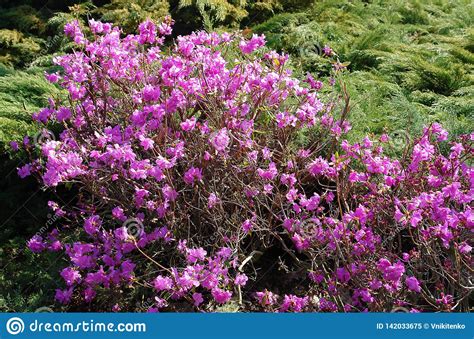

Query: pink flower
64,20,84,44
377,259,405,283
242,219,253,233
192,292,204,307
181,117,197,131
210,128,230,153
336,267,350,283
27,235,45,253
153,275,173,291
158,17,173,36
255,290,278,307
183,167,202,185
211,288,232,304
60,267,81,286
410,210,422,227
55,288,74,304
140,137,155,150
207,193,220,209
308,157,329,176
56,107,71,121
322,45,333,56
18,164,32,178
235,273,248,286
458,242,472,254
45,72,60,83
257,162,278,180
239,34,266,54
280,294,308,312
142,85,161,102
405,276,421,293
84,215,101,236
186,248,207,263
436,293,453,305
9,141,19,151
138,19,157,44
112,206,126,221
162,185,178,201
291,233,310,251
15,17,474,313
84,287,96,302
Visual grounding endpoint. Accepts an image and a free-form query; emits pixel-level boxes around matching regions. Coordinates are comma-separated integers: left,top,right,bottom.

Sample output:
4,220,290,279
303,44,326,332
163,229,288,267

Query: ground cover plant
11,17,473,312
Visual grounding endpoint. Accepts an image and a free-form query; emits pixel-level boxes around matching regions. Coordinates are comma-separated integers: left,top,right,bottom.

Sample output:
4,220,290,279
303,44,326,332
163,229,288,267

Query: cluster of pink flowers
18,17,472,312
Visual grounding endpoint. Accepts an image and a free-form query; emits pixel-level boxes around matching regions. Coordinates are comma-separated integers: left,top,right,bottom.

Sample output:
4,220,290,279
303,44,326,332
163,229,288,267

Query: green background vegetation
0,0,472,311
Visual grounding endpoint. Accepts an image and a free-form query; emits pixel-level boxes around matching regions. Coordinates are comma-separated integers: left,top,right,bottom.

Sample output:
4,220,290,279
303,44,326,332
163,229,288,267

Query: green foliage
0,5,47,35
254,0,474,140
178,0,249,28
0,155,64,312
0,29,43,67
96,0,169,33
0,69,60,149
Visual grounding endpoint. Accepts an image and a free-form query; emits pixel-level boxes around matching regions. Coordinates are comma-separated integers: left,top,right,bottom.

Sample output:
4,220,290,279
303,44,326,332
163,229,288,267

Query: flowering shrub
18,17,472,312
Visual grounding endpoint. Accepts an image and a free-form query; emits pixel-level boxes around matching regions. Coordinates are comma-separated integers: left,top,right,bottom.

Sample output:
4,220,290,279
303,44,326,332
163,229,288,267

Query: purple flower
84,215,101,236
378,259,405,283
211,288,232,304
153,275,173,291
257,162,278,180
239,34,266,54
322,45,333,56
142,85,161,102
210,128,230,153
138,19,157,44
436,293,453,305
410,210,422,227
45,72,60,83
235,273,248,286
186,248,207,263
181,117,197,131
207,193,220,209
280,294,308,312
139,137,154,150
255,290,278,307
84,287,96,302
56,107,71,121
192,292,204,306
183,167,202,185
112,206,126,221
18,164,32,178
162,185,178,201
242,219,253,233
27,235,46,253
336,267,350,283
55,287,73,304
405,276,421,293
60,267,81,286
308,157,329,176
458,242,472,254
9,141,19,151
